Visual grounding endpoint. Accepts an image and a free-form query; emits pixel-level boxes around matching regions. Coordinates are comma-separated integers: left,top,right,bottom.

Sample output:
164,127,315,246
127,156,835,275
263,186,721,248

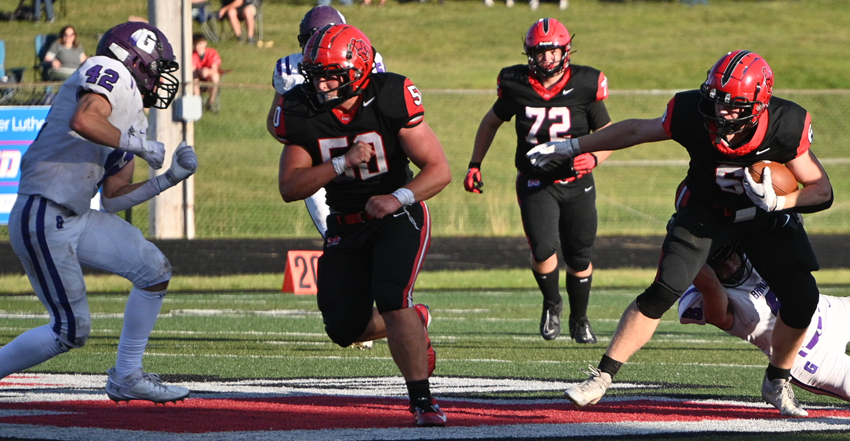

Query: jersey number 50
319,132,388,180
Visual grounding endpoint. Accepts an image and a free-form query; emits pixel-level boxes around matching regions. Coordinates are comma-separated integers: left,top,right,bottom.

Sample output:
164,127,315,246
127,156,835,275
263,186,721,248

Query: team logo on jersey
327,235,341,247
528,179,541,187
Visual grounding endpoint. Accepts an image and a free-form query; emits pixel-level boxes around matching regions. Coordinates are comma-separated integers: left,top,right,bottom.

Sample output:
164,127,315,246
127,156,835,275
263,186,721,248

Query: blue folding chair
34,33,59,81
193,1,223,43
0,40,26,84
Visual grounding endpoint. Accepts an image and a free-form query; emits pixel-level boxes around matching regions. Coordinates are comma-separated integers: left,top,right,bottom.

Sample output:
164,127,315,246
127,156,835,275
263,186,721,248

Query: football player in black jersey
465,18,612,343
530,50,834,416
274,24,451,427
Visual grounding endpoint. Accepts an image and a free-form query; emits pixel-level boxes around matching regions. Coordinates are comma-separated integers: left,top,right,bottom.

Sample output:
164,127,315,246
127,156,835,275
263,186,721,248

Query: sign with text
282,250,322,295
0,106,49,224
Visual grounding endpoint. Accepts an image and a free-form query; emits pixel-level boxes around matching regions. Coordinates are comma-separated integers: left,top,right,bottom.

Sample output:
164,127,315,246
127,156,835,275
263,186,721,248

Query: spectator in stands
44,26,87,82
33,0,55,23
192,33,222,112
218,0,258,45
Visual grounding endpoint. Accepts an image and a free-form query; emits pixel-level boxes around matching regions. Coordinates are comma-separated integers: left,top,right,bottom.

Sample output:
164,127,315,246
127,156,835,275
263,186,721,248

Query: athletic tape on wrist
571,138,582,155
119,132,142,153
776,195,786,211
391,188,415,206
332,156,347,176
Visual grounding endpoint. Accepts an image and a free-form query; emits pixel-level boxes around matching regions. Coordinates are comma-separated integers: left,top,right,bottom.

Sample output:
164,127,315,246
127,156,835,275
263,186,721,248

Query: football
748,161,799,195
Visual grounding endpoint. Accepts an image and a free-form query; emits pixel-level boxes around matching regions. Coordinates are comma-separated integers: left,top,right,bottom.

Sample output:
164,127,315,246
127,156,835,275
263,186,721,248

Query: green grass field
1,284,848,398
1,283,849,433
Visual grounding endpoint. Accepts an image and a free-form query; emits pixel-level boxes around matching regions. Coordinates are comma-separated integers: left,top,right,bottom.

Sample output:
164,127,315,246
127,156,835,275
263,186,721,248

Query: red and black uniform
492,63,610,274
275,73,431,346
641,90,823,329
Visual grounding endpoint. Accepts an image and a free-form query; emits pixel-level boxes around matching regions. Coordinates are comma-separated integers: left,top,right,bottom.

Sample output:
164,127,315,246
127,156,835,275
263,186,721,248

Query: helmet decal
129,29,159,55
719,50,752,87
107,43,130,63
351,38,370,64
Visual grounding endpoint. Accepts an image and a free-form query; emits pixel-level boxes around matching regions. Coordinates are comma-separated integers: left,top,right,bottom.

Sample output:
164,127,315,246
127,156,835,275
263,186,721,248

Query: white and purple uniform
272,51,386,238
679,266,850,402
8,56,171,348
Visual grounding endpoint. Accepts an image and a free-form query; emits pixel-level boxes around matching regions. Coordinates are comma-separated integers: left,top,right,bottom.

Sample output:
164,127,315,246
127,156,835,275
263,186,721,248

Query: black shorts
317,202,431,345
515,172,597,271
640,204,819,328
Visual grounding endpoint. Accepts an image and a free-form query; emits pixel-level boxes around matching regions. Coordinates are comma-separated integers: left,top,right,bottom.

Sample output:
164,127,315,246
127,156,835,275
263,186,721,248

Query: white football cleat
564,366,611,407
349,340,374,350
106,368,190,404
761,374,808,417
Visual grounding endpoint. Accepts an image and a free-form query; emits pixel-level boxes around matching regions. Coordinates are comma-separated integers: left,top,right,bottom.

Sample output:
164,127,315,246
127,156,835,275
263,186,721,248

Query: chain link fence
2,85,848,239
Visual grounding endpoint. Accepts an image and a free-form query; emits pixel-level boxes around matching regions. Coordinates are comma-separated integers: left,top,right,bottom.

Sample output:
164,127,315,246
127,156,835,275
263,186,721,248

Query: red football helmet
300,24,374,109
524,18,572,78
700,50,774,141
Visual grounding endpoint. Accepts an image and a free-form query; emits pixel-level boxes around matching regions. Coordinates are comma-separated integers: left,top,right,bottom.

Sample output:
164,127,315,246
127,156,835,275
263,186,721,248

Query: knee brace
565,257,591,273
324,322,363,348
775,276,819,330
635,283,680,319
531,245,557,265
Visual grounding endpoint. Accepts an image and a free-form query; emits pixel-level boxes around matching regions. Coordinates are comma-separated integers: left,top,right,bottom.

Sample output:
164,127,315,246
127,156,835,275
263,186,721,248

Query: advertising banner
0,106,50,224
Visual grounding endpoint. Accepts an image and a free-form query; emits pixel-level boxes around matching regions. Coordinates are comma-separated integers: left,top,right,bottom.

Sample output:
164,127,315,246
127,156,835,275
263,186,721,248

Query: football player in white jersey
679,235,850,414
0,22,196,404
266,5,385,238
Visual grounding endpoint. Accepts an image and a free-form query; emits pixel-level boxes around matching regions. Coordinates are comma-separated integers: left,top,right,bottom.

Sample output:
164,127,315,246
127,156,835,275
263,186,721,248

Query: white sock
114,287,165,379
0,325,69,379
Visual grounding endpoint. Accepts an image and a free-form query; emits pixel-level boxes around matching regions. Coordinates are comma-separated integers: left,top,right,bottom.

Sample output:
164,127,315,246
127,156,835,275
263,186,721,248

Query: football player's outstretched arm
527,117,669,166
578,117,669,154
691,264,735,331
365,121,451,219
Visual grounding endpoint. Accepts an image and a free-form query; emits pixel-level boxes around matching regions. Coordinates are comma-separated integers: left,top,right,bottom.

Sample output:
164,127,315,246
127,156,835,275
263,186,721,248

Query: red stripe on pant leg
403,202,431,307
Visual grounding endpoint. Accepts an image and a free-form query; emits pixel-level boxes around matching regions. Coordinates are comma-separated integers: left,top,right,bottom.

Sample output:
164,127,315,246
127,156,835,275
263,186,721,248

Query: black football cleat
569,316,598,344
540,301,563,340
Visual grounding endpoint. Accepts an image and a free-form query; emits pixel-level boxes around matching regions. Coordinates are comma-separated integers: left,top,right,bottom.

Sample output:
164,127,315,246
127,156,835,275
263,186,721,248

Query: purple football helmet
96,22,180,109
297,6,346,49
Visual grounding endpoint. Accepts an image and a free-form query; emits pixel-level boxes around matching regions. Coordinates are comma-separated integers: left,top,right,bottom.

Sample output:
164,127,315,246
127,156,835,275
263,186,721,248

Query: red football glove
572,153,598,175
464,162,484,193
